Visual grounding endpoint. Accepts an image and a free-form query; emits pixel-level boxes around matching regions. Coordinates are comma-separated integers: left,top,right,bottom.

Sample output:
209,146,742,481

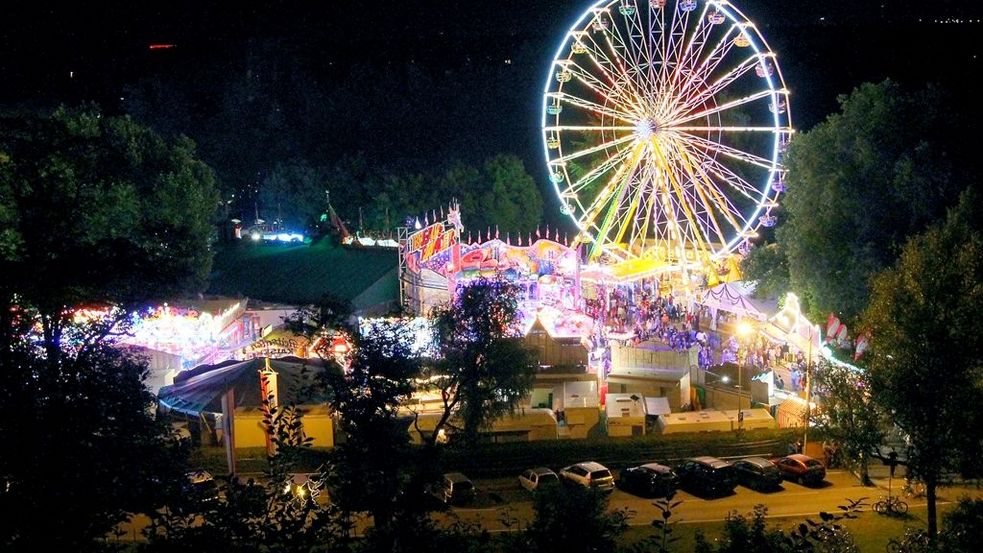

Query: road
440,470,937,531
115,470,964,541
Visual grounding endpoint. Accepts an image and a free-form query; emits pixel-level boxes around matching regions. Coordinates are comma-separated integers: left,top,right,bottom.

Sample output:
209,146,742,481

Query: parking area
442,468,864,531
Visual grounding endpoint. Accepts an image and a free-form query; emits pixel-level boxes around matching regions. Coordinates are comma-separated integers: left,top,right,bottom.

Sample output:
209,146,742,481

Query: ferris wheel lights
545,0,792,269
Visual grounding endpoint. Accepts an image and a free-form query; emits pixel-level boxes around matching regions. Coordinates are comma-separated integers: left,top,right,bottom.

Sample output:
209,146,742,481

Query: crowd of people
585,287,708,353
584,282,812,393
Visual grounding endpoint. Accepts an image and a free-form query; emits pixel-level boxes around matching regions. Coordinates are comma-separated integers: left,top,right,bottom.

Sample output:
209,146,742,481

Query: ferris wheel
543,0,792,274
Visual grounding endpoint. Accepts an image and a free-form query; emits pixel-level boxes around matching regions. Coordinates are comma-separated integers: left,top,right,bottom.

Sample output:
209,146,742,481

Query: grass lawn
207,238,397,306
620,503,958,552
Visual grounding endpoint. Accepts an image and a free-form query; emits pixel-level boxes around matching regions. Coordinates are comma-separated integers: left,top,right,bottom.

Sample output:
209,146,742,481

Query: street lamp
736,321,755,429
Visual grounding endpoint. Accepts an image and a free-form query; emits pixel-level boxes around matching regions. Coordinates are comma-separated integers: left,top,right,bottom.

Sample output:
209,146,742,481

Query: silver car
559,461,615,492
519,467,560,492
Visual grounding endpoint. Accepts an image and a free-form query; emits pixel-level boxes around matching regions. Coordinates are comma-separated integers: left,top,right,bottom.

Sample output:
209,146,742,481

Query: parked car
433,472,475,505
732,457,783,491
675,456,738,497
182,469,219,504
773,454,827,486
617,463,678,498
559,461,615,492
519,467,560,492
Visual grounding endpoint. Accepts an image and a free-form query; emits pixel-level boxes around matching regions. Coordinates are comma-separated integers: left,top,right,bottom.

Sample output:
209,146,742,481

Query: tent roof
158,357,333,417
698,282,774,321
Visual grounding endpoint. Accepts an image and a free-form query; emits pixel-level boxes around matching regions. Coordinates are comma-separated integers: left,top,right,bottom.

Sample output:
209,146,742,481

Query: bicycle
873,495,908,515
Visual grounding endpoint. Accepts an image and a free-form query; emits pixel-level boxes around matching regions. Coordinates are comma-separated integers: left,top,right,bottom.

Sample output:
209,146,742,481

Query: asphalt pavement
115,469,979,541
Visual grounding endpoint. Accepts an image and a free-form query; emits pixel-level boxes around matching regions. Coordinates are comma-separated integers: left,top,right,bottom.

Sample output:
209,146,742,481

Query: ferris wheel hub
634,118,660,141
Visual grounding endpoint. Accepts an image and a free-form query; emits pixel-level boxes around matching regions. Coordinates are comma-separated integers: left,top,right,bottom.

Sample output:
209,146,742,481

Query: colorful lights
542,1,793,279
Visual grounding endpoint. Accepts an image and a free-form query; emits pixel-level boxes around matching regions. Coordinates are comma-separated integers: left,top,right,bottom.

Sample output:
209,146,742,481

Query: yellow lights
737,320,755,339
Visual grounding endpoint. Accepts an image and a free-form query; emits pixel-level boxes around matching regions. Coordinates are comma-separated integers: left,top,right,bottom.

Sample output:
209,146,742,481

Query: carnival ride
543,0,793,281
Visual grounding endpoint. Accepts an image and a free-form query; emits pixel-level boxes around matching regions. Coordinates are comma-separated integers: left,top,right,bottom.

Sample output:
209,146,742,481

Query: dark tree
322,320,420,529
524,484,630,553
0,106,220,548
144,394,346,553
0,106,220,357
770,80,973,322
812,359,883,485
739,241,790,300
259,160,330,232
0,343,185,548
862,188,983,540
424,278,537,446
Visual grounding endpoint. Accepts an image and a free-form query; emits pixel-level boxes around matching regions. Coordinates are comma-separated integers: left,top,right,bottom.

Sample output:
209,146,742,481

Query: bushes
440,428,797,478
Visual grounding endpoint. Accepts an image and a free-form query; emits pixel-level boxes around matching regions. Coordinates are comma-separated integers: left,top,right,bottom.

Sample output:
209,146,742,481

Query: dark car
774,454,827,486
180,470,219,507
433,472,476,505
733,457,783,491
618,463,678,498
675,456,738,497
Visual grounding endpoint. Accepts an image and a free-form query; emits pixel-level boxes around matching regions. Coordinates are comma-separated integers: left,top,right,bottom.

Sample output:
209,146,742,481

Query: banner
405,222,458,265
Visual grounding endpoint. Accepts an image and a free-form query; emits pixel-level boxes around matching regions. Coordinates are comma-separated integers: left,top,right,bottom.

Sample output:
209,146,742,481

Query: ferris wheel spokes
663,1,714,103
682,132,780,170
560,146,637,200
671,52,769,119
671,23,740,109
544,1,792,272
554,134,637,165
549,92,638,124
669,88,777,127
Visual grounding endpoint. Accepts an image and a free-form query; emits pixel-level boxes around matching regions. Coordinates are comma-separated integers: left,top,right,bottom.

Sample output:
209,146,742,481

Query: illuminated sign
406,222,458,263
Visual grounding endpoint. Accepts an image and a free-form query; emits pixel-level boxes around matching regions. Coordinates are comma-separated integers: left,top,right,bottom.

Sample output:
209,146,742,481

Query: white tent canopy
697,281,773,322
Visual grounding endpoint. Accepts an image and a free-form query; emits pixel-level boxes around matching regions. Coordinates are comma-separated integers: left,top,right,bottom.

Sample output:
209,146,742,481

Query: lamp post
736,320,754,430
802,324,817,454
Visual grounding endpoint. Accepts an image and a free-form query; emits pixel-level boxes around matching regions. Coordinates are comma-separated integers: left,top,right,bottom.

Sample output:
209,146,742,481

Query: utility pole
803,325,815,453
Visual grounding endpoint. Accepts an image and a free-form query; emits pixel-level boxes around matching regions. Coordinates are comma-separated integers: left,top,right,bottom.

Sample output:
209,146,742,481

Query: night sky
3,0,981,210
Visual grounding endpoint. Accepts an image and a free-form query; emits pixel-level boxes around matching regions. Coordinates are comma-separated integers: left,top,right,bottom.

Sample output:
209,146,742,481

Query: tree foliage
524,484,630,553
770,80,974,322
260,160,331,231
740,242,790,300
337,154,545,237
425,278,537,446
694,500,866,553
0,343,185,549
322,321,420,529
812,359,883,485
0,106,220,317
144,395,346,553
862,187,983,538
